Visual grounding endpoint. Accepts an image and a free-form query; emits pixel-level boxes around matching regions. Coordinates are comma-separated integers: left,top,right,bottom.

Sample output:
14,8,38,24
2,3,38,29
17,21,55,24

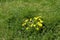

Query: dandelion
22,16,43,31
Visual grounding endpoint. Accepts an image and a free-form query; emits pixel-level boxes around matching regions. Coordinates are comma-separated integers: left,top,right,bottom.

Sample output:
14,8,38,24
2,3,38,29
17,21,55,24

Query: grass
0,0,60,40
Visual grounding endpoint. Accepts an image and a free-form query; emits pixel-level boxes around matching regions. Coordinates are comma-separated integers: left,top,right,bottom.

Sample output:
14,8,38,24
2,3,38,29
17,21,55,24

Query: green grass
0,0,60,40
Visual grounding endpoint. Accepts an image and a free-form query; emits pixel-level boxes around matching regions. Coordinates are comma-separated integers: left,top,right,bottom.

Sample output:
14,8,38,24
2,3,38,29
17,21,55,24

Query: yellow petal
33,24,36,27
26,27,29,30
30,18,32,21
39,23,43,27
34,17,38,20
36,28,39,31
22,23,26,26
25,19,28,22
39,19,43,23
37,22,43,27
40,20,43,23
30,24,33,27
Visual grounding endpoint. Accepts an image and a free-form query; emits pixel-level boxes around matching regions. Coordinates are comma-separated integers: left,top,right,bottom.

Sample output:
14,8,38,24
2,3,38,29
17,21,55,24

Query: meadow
0,0,60,40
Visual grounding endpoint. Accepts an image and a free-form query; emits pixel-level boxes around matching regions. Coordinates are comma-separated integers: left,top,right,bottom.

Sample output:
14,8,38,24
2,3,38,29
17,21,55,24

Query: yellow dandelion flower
25,19,28,22
22,23,26,26
26,27,29,30
36,28,39,31
37,22,43,27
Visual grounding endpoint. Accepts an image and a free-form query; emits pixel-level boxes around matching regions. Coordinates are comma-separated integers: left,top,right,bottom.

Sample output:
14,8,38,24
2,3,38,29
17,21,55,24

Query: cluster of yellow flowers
22,16,43,31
